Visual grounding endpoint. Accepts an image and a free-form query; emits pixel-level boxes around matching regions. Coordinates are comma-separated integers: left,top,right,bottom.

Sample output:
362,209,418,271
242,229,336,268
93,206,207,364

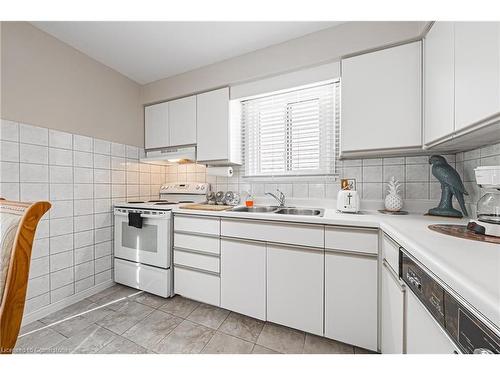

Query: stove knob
196,185,200,190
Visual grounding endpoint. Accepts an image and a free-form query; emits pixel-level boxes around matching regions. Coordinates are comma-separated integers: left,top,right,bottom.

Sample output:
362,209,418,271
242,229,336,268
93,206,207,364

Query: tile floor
15,284,375,354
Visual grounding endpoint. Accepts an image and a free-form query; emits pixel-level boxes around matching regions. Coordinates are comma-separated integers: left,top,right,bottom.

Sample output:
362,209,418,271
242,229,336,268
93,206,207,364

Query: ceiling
32,21,344,84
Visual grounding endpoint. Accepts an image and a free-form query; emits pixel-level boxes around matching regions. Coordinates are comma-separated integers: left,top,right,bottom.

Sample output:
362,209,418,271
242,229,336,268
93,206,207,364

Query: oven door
114,208,171,268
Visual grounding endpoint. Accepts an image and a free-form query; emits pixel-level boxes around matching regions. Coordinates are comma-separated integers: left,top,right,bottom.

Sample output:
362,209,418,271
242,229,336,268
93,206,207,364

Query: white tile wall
0,119,167,316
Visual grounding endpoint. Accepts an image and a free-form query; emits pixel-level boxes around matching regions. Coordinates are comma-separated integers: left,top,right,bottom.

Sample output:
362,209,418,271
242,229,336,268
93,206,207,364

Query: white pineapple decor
384,177,403,212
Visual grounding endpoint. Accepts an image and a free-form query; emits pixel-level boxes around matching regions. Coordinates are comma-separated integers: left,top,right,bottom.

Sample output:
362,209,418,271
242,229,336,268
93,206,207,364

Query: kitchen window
241,80,339,177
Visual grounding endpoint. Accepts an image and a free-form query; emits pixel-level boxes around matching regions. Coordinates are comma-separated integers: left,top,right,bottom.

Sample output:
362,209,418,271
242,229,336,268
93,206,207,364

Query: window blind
241,81,339,177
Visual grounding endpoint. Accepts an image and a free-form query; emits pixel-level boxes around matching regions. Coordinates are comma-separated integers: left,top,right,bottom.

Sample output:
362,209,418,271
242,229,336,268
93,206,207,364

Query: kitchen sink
231,206,278,213
274,208,324,216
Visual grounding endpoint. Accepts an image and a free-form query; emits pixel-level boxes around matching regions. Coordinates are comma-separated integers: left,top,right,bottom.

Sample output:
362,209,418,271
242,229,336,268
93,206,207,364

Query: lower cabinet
174,265,220,306
266,243,324,336
220,238,266,320
406,290,457,354
325,250,378,351
381,260,406,354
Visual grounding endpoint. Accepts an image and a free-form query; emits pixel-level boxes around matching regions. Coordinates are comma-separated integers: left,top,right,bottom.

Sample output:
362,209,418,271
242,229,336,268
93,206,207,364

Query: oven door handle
114,212,169,219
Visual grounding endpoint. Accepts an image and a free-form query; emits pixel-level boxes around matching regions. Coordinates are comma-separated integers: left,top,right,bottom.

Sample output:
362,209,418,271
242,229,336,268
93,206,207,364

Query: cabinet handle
174,230,220,238
221,236,264,246
267,241,324,253
174,263,220,276
325,247,378,258
173,247,220,258
382,259,406,291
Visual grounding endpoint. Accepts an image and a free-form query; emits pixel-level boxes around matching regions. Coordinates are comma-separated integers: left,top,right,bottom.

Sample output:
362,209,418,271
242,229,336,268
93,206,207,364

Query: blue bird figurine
428,155,469,218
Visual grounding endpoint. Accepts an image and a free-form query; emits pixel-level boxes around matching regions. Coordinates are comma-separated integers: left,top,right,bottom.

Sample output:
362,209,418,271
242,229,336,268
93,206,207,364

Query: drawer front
114,258,171,298
382,234,400,272
325,226,378,254
174,249,220,273
174,215,220,236
221,219,324,248
174,266,220,306
174,232,220,255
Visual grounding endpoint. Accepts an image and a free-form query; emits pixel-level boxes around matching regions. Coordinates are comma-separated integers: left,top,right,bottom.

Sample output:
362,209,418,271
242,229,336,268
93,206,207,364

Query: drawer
174,232,220,255
174,266,220,306
325,226,378,255
382,233,400,272
221,218,324,248
174,249,220,273
114,258,171,298
174,214,220,236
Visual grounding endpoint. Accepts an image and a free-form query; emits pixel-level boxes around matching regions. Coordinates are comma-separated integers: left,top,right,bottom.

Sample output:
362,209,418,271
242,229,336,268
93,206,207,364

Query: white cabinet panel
341,41,422,155
267,243,324,335
174,266,220,306
325,226,378,254
174,232,220,255
174,215,220,236
325,251,378,351
169,95,197,146
455,22,500,131
220,238,266,320
381,261,405,354
145,102,169,149
382,234,400,272
173,249,219,273
406,290,457,354
196,87,230,162
424,22,455,145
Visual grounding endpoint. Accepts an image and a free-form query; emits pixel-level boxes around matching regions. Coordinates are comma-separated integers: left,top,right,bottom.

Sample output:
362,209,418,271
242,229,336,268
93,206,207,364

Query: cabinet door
455,22,500,131
424,22,455,145
220,238,266,320
406,290,457,354
341,42,422,154
196,87,230,162
381,260,405,354
325,251,378,351
169,95,197,146
145,102,169,149
267,243,324,336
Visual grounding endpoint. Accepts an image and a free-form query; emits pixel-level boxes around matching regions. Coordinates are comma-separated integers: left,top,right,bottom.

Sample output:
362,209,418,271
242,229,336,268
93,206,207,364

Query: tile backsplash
1,119,166,317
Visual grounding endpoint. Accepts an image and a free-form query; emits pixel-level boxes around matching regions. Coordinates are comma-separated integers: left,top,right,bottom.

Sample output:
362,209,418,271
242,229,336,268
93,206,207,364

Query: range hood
140,146,196,164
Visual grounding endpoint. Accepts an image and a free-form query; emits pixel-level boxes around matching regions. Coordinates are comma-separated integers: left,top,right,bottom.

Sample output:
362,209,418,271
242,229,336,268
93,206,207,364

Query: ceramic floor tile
51,324,119,354
129,291,169,309
251,344,281,354
218,312,265,343
256,323,305,354
39,298,95,324
354,346,377,354
186,303,230,330
91,285,142,310
50,304,114,337
14,326,66,354
96,301,154,335
98,336,149,354
158,295,200,318
19,320,46,336
201,332,254,354
303,334,354,354
122,310,183,350
152,320,214,354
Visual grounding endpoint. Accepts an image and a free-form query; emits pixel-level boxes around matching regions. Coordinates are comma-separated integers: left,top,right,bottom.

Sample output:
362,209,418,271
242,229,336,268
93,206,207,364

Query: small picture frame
341,178,356,191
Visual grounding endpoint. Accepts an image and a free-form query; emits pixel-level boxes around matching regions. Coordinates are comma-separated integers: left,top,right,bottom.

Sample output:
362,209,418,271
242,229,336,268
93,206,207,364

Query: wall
0,118,166,317
141,21,428,104
0,22,143,147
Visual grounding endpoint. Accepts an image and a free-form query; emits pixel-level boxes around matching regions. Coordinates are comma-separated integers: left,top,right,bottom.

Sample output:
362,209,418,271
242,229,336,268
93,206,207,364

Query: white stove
113,183,209,298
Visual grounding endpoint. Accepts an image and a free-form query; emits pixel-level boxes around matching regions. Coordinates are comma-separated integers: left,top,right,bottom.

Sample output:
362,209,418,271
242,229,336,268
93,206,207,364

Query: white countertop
173,206,500,330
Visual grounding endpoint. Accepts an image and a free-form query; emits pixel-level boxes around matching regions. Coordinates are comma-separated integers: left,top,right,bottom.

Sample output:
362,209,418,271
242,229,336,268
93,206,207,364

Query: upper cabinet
144,102,169,150
424,22,500,149
196,87,241,165
341,41,422,158
424,22,455,146
169,95,197,146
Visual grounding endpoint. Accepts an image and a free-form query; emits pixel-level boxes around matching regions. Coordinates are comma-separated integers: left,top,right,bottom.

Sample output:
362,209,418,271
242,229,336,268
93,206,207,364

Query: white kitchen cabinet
406,290,457,354
220,238,266,320
174,265,220,306
196,87,241,164
381,260,406,354
324,250,378,351
424,22,455,146
455,22,500,131
341,41,422,157
267,243,324,336
144,102,169,149
169,95,197,146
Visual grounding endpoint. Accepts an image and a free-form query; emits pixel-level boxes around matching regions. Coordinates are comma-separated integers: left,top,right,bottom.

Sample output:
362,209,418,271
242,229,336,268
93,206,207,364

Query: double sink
231,206,324,217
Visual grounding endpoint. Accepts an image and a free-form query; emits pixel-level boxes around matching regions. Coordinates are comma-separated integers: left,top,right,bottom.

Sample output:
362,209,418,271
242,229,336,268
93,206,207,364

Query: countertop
173,206,500,331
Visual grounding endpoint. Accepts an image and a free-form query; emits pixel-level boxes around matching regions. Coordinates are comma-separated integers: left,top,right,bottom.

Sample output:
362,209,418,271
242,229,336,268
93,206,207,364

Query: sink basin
274,208,324,217
231,206,278,213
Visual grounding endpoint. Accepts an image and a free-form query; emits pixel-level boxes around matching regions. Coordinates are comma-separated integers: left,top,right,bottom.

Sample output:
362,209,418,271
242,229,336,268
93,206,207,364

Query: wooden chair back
0,198,51,354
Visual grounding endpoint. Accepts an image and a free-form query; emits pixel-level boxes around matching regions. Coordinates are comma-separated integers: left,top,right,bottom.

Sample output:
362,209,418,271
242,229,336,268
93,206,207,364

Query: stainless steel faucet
266,189,286,207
